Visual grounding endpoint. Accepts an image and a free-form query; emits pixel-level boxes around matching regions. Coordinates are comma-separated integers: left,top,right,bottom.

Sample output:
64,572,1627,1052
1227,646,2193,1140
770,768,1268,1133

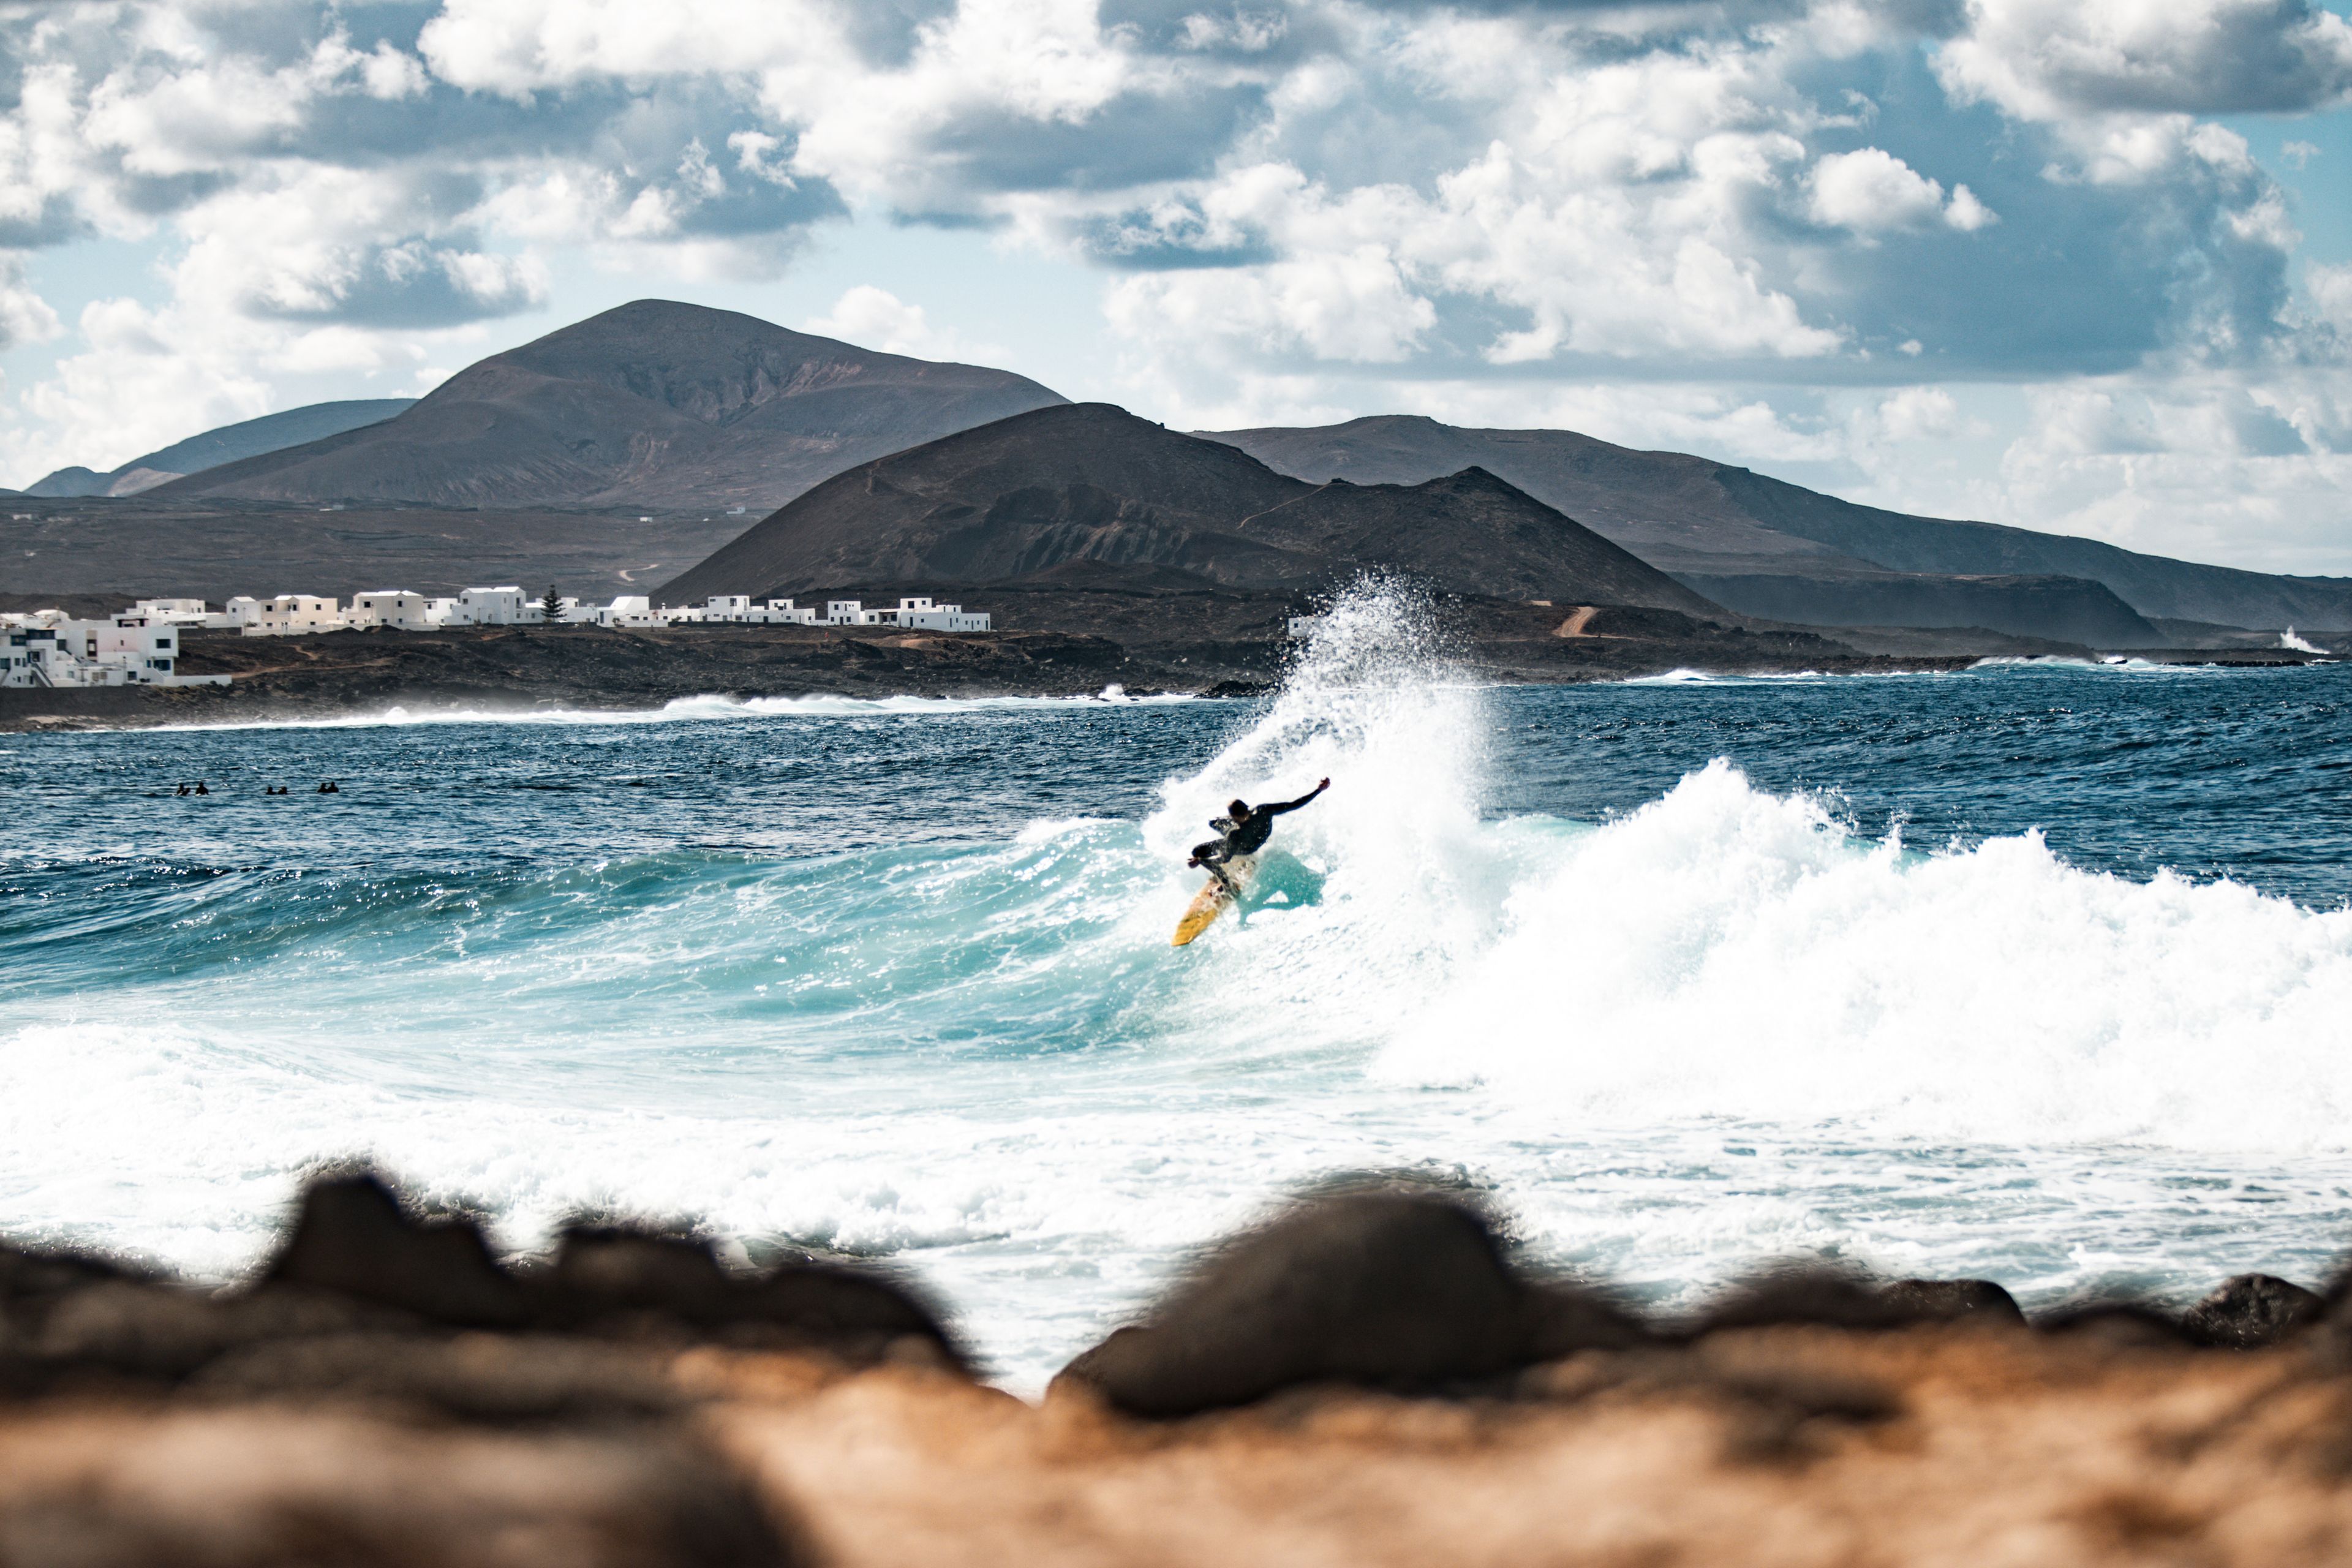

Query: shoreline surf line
56,687,1210,735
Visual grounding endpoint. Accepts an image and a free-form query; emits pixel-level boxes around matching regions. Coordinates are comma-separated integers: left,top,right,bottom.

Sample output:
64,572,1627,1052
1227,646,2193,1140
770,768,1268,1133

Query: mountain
1232,468,1721,612
1212,415,2352,633
154,300,1067,512
662,402,1721,616
1686,568,2160,647
24,399,415,497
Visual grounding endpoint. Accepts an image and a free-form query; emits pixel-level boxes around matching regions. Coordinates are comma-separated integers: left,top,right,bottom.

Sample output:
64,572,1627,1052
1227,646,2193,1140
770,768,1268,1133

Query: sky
0,1,2349,573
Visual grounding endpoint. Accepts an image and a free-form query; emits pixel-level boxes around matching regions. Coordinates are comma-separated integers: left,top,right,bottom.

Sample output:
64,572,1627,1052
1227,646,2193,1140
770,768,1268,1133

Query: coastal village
0,590,992,690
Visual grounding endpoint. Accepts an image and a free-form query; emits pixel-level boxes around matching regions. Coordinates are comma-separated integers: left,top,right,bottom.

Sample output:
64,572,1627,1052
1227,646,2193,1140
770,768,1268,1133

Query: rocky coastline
7,582,2331,734
0,611,1974,733
6,1169,2352,1566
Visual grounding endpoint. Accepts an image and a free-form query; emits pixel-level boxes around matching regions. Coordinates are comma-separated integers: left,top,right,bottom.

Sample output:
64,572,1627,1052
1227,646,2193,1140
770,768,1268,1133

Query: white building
592,595,670,628
758,598,818,625
881,596,991,633
241,595,347,636
346,590,447,630
454,586,529,625
129,598,235,629
2,625,87,686
824,600,868,625
2,612,227,688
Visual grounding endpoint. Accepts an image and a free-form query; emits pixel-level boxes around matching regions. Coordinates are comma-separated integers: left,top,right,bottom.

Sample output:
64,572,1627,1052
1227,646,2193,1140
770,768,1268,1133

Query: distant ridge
663,402,1720,616
156,300,1068,513
25,399,415,497
1213,415,2352,632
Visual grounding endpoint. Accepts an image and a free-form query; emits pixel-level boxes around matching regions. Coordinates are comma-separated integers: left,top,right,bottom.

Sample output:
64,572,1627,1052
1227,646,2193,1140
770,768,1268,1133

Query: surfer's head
1227,799,1251,820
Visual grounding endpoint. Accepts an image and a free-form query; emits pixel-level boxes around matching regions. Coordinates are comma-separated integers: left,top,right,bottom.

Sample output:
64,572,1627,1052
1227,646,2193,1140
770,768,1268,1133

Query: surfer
1188,778,1330,894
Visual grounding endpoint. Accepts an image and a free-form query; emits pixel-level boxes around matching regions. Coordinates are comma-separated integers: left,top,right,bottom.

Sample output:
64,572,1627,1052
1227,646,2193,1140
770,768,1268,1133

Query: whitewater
9,587,2352,1389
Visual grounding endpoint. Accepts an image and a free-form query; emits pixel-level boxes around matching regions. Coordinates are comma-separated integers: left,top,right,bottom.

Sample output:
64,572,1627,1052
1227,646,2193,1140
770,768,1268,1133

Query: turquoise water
10,595,2352,1387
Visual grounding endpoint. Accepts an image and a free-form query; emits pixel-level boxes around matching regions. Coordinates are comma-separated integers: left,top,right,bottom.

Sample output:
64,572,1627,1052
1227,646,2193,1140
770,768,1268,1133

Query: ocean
9,589,2352,1390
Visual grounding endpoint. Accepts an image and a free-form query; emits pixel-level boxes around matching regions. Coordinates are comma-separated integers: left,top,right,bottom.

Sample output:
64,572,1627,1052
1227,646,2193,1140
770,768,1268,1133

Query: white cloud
417,0,839,96
1991,377,2352,570
2311,262,2352,333
1807,147,1997,234
804,285,978,361
1936,0,2352,121
1872,386,1964,443
2,296,269,482
1943,183,1998,232
1108,243,1437,366
1178,11,1288,53
0,252,60,350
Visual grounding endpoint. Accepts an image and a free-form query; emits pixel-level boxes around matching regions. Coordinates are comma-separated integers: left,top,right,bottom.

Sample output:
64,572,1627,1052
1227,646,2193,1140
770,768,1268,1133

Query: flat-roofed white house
347,590,442,630
129,598,234,628
2,613,227,688
594,595,669,628
243,595,347,636
876,596,992,633
454,586,528,625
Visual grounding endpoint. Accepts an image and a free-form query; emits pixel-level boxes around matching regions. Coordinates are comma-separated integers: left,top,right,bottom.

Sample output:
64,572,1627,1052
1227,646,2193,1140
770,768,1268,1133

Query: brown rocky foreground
7,1172,2352,1566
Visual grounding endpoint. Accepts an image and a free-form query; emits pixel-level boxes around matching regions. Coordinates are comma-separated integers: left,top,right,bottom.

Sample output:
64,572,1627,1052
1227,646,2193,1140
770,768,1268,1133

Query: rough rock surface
2187,1273,2328,1349
10,1174,2352,1566
1052,1192,1648,1415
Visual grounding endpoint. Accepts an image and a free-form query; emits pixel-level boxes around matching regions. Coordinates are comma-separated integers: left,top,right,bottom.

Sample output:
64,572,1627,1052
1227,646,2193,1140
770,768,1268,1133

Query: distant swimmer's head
1227,799,1251,820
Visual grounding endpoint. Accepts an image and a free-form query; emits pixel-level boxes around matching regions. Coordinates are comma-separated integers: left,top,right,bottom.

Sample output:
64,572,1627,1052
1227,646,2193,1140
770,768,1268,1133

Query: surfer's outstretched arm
1261,777,1331,817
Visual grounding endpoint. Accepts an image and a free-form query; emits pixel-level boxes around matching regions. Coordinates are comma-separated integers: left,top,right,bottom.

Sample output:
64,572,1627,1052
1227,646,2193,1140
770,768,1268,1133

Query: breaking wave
12,578,2352,1386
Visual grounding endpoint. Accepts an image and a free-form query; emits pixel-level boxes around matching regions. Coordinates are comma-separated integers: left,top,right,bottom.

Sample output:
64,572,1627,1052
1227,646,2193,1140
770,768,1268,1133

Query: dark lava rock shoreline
12,1167,2352,1565
0,612,1971,733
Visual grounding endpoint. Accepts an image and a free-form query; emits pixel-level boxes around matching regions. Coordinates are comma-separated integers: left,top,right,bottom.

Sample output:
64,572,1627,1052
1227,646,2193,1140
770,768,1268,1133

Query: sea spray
1379,759,2352,1152
1134,581,1523,1049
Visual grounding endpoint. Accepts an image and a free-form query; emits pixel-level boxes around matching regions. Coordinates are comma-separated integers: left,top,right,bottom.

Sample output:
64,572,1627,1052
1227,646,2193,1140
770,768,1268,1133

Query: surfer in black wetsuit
1188,778,1330,894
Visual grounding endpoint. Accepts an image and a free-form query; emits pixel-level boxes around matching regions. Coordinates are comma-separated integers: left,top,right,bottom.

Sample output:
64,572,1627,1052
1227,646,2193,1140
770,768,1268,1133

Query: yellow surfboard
1171,855,1256,946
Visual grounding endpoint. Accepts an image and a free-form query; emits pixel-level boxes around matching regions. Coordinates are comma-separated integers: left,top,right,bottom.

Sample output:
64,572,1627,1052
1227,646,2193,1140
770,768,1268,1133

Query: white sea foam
1373,759,2352,1152
1970,655,2200,674
142,687,1198,733
1621,668,1825,685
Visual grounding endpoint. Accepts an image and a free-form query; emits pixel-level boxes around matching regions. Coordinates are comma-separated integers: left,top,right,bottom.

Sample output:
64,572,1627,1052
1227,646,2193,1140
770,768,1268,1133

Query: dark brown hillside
156,300,1066,513
1232,467,1722,612
662,404,1723,616
662,404,1318,600
1215,413,2351,632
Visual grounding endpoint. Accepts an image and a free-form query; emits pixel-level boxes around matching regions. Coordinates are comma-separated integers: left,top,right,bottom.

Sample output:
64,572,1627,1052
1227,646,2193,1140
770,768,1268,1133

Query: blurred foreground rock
10,1174,2352,1566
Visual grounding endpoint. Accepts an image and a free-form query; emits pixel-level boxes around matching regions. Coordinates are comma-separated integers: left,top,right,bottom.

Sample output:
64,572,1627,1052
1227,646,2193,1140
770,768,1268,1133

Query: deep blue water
9,631,2352,1387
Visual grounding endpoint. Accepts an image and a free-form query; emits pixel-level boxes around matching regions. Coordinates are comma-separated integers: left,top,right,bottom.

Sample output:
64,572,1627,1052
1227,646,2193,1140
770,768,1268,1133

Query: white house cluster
1,592,990,688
